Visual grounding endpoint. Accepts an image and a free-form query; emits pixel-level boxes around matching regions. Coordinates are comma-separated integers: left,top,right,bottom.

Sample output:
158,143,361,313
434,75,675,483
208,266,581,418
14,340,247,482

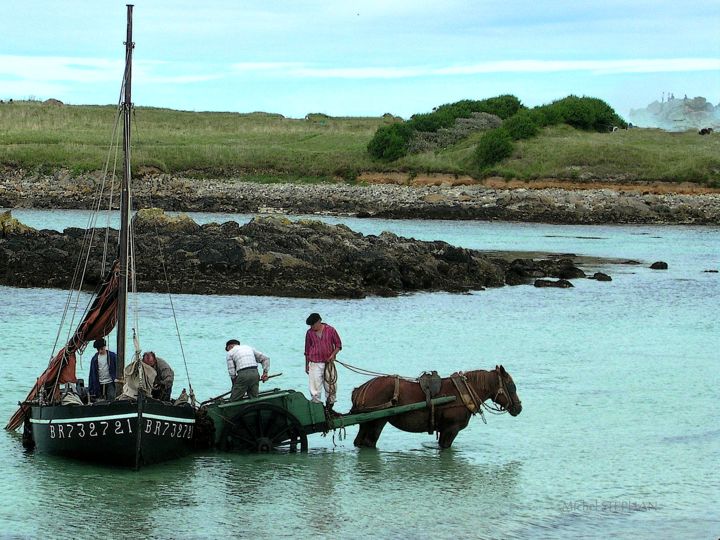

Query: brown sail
5,261,121,431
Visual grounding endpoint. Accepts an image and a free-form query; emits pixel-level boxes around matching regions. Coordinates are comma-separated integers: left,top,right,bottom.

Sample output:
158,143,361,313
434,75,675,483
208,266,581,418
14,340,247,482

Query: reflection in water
23,452,197,539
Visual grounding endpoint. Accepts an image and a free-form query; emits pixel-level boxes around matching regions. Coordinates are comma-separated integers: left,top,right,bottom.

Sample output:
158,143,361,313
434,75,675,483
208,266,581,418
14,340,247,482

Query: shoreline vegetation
0,99,718,225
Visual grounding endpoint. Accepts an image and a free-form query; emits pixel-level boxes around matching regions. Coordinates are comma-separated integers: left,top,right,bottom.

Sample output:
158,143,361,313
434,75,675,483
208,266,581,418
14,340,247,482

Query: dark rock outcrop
534,279,574,288
589,272,612,281
650,261,669,270
0,210,598,299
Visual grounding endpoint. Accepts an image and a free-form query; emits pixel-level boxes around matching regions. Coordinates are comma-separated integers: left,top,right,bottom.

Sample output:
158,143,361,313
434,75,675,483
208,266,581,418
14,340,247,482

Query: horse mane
463,369,498,397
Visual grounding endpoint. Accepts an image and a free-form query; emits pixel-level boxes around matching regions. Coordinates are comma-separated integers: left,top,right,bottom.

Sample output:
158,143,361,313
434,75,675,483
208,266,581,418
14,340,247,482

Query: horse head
490,365,522,416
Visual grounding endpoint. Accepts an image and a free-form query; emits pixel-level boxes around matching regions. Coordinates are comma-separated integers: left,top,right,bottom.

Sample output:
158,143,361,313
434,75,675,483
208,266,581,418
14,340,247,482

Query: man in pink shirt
304,312,342,412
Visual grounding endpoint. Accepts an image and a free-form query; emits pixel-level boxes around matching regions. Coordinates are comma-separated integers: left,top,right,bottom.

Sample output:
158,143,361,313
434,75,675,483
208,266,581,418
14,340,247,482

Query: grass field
1,100,719,186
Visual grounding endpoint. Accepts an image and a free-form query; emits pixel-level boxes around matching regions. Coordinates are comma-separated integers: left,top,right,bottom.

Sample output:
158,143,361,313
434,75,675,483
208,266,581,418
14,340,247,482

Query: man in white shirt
225,339,270,401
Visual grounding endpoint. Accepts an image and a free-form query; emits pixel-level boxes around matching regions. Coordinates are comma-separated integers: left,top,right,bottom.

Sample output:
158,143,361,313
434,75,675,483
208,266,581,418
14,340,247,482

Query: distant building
629,95,720,131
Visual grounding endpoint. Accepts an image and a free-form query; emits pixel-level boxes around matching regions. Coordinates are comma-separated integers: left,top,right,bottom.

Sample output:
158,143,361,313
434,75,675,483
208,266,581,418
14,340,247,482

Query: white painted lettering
89,423,97,437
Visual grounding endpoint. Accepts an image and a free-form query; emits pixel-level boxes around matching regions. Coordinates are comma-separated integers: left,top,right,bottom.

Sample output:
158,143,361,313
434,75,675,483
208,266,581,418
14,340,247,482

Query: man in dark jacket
142,351,174,401
88,338,117,401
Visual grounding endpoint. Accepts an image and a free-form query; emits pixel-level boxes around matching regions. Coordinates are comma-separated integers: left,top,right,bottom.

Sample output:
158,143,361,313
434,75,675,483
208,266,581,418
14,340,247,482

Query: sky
1,1,719,120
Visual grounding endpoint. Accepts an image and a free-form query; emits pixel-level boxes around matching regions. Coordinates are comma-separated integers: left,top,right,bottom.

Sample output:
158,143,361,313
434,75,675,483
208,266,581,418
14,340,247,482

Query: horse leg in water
354,419,388,448
438,426,461,449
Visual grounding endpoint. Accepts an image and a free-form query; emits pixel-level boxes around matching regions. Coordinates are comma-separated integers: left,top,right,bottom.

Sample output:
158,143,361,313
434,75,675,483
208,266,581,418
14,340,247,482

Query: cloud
0,55,121,83
0,55,219,86
231,58,720,79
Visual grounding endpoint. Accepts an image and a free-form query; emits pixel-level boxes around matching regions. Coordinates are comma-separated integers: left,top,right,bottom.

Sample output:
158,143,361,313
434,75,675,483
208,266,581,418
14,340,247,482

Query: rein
464,369,520,416
335,358,418,381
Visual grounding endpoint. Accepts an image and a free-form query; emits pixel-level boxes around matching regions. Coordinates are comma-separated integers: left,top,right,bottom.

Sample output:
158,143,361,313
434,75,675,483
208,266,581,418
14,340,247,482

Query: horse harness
450,373,482,415
353,368,519,433
353,375,402,412
418,371,442,434
484,367,521,414
451,367,520,417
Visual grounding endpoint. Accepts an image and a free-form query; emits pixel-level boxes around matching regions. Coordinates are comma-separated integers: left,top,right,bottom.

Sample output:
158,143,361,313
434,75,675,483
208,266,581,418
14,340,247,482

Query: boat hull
28,398,195,468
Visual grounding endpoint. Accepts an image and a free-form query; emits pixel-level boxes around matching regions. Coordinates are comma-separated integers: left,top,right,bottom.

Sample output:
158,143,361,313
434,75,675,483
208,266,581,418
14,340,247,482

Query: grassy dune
400,124,720,185
1,101,719,186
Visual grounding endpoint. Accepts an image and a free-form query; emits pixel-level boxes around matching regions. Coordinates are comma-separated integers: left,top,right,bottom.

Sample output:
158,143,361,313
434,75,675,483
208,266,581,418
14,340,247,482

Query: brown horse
350,365,522,449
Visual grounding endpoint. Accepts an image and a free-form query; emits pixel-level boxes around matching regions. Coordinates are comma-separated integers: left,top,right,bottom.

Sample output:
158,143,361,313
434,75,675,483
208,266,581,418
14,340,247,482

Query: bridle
484,367,521,415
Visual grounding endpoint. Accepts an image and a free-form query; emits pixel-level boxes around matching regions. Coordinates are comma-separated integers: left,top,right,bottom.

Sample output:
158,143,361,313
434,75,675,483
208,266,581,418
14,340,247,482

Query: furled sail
5,261,121,430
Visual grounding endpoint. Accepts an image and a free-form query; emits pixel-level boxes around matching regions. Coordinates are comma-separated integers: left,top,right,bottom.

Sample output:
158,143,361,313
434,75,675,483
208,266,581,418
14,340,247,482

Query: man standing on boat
88,338,117,401
225,339,270,401
142,351,174,401
304,313,342,413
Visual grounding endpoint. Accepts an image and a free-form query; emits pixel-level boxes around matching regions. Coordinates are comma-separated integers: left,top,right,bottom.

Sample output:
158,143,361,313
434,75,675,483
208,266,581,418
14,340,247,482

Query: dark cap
226,339,240,348
93,338,106,350
306,313,321,326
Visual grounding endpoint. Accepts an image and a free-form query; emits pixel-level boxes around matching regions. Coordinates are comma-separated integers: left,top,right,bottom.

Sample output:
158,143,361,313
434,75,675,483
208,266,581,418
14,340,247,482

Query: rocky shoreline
1,172,719,225
0,210,624,299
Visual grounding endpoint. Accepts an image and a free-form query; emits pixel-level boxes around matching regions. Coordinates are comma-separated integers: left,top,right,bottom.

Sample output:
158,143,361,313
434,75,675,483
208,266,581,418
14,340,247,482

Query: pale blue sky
1,1,719,119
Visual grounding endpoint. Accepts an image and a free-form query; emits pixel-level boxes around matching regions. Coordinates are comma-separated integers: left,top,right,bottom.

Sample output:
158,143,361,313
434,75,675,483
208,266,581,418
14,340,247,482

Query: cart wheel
223,403,308,453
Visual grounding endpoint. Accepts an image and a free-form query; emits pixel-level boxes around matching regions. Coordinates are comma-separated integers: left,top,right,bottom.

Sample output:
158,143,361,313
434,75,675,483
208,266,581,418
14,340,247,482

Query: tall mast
117,4,134,377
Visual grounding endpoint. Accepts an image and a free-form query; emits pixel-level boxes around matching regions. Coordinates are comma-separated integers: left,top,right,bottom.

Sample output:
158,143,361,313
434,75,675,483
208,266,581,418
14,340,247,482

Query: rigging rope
50,96,124,366
132,110,195,399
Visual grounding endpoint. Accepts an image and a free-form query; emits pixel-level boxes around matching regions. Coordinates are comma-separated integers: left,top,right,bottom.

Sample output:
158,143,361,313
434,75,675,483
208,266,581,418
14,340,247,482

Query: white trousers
308,362,336,405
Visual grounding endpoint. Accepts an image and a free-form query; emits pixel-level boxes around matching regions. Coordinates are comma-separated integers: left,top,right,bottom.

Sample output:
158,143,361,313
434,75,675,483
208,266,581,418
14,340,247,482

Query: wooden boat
5,5,196,468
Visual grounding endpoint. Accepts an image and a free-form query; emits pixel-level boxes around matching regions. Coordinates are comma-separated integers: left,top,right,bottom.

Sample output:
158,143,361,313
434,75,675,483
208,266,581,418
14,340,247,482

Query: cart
201,388,456,452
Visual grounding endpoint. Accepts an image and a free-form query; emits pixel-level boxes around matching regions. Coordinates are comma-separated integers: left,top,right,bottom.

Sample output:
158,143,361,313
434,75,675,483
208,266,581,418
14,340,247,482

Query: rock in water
0,210,601,298
534,279,574,288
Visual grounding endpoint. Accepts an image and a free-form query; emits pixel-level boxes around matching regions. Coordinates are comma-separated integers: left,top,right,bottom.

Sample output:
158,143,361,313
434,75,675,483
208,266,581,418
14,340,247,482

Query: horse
350,365,522,449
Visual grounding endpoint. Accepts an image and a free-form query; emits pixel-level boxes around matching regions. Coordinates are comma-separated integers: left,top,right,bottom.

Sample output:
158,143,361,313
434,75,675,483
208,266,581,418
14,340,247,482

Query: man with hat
88,337,117,401
304,313,342,412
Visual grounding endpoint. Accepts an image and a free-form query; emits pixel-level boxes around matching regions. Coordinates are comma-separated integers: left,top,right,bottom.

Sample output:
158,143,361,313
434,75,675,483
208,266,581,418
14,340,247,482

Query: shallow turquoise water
0,211,718,539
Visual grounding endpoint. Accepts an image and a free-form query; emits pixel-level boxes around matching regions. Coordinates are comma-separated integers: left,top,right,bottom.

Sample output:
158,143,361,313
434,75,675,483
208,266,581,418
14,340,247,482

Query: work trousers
308,362,335,405
231,368,260,401
99,382,116,401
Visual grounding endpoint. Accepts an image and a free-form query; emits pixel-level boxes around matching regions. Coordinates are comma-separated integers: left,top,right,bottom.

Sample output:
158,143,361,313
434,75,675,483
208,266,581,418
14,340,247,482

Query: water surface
0,211,718,539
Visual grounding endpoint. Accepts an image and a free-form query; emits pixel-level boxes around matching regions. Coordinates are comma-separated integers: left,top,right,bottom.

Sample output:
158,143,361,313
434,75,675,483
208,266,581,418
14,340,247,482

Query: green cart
201,388,455,452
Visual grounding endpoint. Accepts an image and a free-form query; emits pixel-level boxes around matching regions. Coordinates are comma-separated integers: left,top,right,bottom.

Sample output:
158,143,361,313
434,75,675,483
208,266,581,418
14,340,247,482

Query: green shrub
409,111,456,132
474,94,524,119
366,123,412,161
538,96,627,131
367,95,524,161
432,95,523,122
474,128,514,168
502,110,540,140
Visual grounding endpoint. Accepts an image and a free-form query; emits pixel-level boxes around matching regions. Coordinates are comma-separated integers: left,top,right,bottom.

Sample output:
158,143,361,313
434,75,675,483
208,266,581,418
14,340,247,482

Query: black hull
29,397,195,468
